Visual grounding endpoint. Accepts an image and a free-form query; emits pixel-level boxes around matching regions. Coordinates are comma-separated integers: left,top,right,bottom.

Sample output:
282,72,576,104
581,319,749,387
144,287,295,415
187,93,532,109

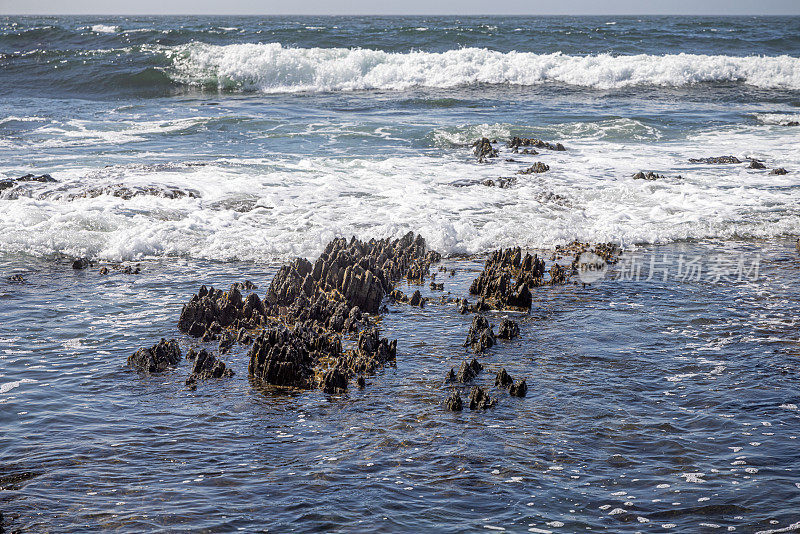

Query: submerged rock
469,386,496,410
128,338,181,373
497,318,520,340
688,156,741,164
465,315,495,353
445,391,463,411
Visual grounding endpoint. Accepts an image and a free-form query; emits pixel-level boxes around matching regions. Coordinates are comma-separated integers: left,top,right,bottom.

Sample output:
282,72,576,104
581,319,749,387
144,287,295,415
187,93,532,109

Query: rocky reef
688,156,741,164
507,137,566,152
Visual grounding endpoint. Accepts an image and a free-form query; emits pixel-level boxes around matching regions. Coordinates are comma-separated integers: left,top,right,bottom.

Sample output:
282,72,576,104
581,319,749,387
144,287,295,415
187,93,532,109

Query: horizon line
2,12,799,16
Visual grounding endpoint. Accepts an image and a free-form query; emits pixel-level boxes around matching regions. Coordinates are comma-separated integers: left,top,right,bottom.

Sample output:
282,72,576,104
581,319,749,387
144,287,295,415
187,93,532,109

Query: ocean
1,15,800,532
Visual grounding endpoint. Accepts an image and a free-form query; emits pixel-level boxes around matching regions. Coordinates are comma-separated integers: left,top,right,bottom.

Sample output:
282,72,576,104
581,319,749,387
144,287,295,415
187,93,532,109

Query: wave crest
168,43,800,93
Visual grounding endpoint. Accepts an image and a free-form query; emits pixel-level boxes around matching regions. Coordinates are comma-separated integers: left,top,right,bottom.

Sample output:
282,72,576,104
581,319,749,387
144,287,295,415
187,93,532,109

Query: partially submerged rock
456,358,483,383
128,339,181,373
497,318,520,340
508,137,565,152
509,380,528,397
469,386,496,410
517,162,550,174
473,137,498,161
748,160,767,169
633,171,663,180
445,391,463,411
688,156,741,164
16,173,56,183
469,247,543,310
495,368,513,388
186,349,233,381
481,176,517,188
248,325,332,389
770,167,789,175
465,315,495,353
72,258,91,270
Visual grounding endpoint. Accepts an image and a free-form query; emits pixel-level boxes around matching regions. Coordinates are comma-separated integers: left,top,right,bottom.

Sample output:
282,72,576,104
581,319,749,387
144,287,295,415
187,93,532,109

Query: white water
168,43,800,92
1,121,798,262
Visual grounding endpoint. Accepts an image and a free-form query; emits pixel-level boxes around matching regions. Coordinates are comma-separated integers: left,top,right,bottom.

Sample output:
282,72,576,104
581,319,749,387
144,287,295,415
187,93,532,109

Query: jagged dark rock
748,160,767,169
248,324,338,389
186,349,233,381
770,167,788,175
72,184,199,200
179,283,265,338
688,156,741,164
472,137,498,161
633,171,663,180
510,379,528,397
468,247,543,310
465,315,495,353
497,318,520,340
72,258,90,270
482,176,517,188
429,281,444,291
456,358,483,383
495,368,513,388
321,365,348,393
7,274,24,283
0,180,14,191
356,375,366,388
507,137,565,152
17,173,56,183
445,391,463,411
408,289,424,307
517,162,549,174
218,330,236,354
339,326,397,377
469,386,496,410
128,338,181,373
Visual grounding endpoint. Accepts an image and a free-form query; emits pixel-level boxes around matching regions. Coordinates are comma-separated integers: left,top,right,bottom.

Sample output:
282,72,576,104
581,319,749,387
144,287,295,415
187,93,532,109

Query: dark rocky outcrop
72,258,91,270
497,318,520,340
128,338,181,372
6,274,24,283
508,137,565,152
688,156,741,164
468,248,544,310
178,283,268,339
517,162,549,174
633,171,663,180
0,180,13,192
748,160,767,169
481,176,517,188
17,173,56,183
472,137,498,161
465,315,495,353
509,380,528,397
408,290,424,307
321,365,348,393
72,184,200,201
456,358,483,383
248,324,336,389
495,368,513,388
469,386,496,410
186,349,233,381
445,391,463,411
770,168,789,175
429,281,444,291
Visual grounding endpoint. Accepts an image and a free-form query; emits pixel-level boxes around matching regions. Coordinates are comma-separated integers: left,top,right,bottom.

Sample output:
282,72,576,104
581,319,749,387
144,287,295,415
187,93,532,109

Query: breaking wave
168,43,800,93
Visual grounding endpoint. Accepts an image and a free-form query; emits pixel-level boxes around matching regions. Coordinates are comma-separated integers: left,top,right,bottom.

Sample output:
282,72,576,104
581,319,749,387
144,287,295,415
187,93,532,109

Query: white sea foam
1,119,798,263
167,43,800,92
0,378,37,394
89,24,120,34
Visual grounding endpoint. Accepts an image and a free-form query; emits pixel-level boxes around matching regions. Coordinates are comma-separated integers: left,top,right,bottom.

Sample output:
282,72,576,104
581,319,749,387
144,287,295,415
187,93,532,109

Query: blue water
1,15,800,533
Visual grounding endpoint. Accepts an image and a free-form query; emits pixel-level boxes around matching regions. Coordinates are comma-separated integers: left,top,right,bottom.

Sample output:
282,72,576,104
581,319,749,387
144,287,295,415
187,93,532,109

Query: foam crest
169,43,800,92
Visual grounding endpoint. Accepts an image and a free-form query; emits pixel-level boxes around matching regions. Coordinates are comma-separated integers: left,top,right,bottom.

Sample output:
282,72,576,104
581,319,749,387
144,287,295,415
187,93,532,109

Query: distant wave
168,43,800,92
